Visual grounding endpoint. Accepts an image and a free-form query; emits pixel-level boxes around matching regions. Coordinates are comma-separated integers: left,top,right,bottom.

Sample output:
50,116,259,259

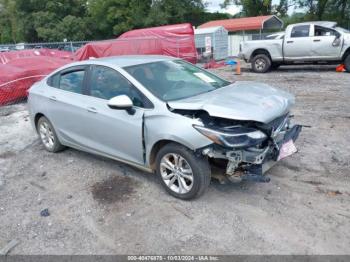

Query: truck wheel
252,54,271,73
344,55,350,73
155,143,211,200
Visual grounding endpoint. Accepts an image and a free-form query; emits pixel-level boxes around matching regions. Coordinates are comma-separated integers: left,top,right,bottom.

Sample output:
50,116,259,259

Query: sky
205,0,241,15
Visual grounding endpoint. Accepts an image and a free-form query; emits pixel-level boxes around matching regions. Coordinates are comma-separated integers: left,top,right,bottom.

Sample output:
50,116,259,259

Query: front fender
144,112,212,166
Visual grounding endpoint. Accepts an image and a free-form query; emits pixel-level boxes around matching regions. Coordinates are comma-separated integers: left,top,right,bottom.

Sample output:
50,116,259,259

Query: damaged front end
192,112,302,183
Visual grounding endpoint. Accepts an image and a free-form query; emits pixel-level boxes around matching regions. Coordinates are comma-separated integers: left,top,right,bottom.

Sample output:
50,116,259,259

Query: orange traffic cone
336,64,345,72
235,60,241,75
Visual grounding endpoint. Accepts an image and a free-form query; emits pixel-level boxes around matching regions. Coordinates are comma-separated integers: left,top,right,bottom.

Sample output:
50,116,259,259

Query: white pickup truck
239,21,350,73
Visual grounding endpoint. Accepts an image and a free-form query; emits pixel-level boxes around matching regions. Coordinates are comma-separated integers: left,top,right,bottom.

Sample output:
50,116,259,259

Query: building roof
194,26,227,35
199,15,283,32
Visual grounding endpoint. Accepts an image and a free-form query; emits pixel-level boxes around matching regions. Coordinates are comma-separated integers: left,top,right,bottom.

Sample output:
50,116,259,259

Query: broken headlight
193,125,267,148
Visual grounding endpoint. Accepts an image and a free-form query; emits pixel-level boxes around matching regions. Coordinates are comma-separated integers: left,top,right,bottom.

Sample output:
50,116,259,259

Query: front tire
251,54,271,73
155,143,211,200
37,116,65,152
344,54,350,72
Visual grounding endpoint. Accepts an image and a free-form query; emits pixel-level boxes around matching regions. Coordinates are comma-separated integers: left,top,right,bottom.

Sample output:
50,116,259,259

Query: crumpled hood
168,81,295,124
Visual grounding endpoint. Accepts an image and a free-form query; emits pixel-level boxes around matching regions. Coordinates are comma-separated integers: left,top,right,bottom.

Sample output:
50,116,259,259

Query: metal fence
0,41,90,53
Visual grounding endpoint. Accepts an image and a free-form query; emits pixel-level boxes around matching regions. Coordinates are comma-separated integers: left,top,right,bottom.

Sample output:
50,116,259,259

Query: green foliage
296,0,350,28
1,0,349,44
88,0,152,38
0,0,91,43
0,0,232,43
144,0,205,26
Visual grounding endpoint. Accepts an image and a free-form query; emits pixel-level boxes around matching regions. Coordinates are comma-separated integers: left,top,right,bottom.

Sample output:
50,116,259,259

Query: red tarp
0,56,69,105
74,37,163,61
76,23,197,63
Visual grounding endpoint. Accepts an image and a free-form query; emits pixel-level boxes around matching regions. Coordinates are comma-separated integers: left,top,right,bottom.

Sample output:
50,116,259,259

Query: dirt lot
0,65,349,255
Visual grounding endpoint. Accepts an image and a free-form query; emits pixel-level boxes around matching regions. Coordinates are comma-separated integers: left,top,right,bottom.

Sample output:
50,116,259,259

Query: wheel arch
342,47,350,61
34,113,46,130
148,139,196,171
250,49,272,62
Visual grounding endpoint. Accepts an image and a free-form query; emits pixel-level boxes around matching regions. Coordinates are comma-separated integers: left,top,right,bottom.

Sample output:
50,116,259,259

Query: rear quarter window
47,74,60,88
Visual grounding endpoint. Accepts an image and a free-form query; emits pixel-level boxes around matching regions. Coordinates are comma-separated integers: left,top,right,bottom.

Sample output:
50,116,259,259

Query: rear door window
59,70,85,94
314,26,337,36
47,73,60,88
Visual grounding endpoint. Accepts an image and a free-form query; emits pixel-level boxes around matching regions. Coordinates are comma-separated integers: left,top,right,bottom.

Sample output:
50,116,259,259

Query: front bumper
243,125,302,182
238,52,247,62
203,124,302,182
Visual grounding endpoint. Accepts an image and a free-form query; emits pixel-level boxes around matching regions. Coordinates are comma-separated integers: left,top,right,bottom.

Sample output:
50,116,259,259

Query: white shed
194,26,228,61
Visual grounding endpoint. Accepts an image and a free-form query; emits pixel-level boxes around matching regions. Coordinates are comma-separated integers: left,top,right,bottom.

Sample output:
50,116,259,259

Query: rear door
284,25,313,60
311,25,343,59
46,66,91,147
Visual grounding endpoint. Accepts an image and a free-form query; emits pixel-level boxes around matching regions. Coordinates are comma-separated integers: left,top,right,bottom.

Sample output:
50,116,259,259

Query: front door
284,25,313,60
77,65,152,165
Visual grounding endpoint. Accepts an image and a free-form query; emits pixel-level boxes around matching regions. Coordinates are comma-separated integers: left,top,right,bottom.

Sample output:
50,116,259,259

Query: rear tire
37,116,65,153
251,54,271,73
155,143,211,200
344,54,350,72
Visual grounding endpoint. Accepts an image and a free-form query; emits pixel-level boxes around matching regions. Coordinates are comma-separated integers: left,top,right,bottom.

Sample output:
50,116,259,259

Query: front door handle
87,107,97,113
286,40,294,44
313,39,321,42
49,96,57,101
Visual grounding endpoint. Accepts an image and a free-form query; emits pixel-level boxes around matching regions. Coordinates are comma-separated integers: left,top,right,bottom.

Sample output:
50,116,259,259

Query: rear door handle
87,107,97,113
286,40,294,44
313,39,321,42
49,96,57,101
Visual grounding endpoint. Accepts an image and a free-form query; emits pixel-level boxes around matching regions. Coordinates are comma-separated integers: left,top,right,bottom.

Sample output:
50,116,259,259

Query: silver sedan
28,55,301,199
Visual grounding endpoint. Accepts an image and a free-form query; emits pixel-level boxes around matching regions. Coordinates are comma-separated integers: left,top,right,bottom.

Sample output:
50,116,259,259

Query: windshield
124,60,230,101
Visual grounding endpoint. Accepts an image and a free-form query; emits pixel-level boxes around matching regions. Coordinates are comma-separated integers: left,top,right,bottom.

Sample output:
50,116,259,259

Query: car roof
71,55,177,68
291,21,337,28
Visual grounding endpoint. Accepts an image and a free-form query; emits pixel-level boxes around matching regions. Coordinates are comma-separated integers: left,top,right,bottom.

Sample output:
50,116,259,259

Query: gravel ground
0,65,349,255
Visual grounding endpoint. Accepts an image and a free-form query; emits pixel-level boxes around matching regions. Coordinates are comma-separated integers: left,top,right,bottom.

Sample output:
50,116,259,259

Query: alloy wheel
255,58,266,71
39,121,55,150
160,153,194,194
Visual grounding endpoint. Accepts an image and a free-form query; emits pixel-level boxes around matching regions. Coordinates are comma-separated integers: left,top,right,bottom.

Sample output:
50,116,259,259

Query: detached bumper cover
284,124,302,143
243,125,302,181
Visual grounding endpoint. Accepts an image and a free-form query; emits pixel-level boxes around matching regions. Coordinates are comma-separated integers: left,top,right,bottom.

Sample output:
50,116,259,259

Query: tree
0,0,91,43
144,0,206,27
0,0,23,43
296,0,350,27
87,0,152,38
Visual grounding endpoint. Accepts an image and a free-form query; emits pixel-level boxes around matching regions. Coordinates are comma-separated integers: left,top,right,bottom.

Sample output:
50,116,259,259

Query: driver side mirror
332,37,341,47
107,95,135,114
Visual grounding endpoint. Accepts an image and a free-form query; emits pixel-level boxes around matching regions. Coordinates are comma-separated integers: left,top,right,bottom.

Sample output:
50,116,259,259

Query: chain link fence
0,41,90,53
